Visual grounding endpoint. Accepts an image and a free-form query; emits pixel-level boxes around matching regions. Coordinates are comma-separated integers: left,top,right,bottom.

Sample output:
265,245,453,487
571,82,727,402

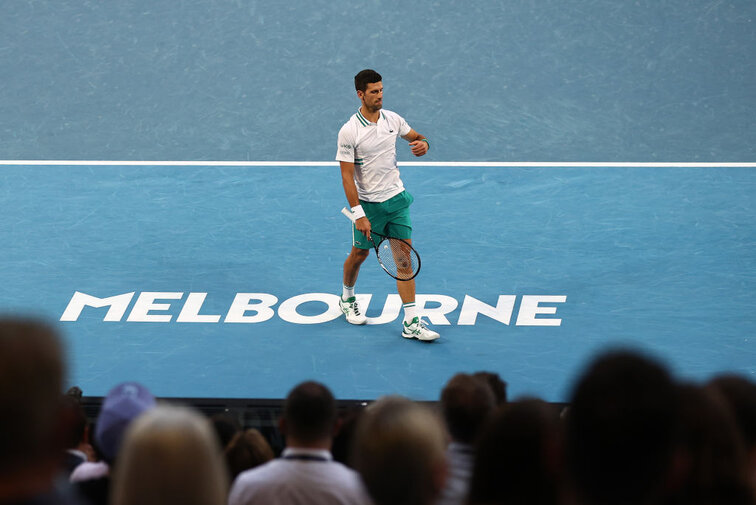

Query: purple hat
95,382,156,462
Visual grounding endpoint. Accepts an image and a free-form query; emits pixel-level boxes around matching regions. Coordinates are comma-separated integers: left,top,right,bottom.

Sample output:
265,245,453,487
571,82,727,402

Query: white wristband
351,204,366,220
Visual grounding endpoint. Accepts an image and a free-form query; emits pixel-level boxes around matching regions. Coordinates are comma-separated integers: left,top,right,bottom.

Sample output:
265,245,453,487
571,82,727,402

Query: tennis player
336,69,439,341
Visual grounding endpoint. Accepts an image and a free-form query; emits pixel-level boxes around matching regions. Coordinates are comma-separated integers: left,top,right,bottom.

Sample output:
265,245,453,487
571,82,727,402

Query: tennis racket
341,207,421,281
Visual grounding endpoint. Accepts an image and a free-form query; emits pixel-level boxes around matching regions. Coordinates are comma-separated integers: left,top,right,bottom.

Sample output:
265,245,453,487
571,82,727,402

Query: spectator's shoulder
229,460,280,505
234,458,280,484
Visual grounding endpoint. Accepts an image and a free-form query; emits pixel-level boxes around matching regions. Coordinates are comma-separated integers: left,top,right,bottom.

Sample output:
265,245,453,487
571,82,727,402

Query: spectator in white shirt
229,381,371,505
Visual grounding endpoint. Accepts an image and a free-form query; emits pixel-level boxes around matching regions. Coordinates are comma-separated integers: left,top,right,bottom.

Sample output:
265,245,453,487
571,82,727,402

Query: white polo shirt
336,108,412,203
228,448,372,505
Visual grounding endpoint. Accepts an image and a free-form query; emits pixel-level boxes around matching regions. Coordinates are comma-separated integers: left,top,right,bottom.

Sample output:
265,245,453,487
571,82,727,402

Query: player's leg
385,215,416,311
395,239,439,341
392,239,415,279
341,200,389,324
343,246,369,288
380,197,440,341
340,242,370,325
396,270,415,306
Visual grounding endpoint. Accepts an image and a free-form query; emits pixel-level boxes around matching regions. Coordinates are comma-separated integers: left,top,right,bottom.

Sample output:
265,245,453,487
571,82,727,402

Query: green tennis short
352,190,414,249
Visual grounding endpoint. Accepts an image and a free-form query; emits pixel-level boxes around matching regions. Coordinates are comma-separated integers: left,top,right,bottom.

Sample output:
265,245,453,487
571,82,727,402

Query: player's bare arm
340,161,372,239
402,129,429,157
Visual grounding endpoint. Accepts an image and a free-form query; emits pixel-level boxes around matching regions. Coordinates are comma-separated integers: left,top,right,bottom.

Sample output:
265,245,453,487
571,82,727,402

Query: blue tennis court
1,0,754,402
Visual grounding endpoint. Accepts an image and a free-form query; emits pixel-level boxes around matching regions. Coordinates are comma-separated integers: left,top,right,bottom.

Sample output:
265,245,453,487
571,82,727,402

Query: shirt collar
282,447,333,461
356,109,386,127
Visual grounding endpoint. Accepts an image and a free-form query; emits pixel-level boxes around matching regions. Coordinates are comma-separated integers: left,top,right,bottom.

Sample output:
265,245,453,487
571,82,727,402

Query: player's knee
352,248,370,262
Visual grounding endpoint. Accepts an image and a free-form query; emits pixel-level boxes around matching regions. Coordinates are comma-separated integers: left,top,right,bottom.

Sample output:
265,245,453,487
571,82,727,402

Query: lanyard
283,454,329,462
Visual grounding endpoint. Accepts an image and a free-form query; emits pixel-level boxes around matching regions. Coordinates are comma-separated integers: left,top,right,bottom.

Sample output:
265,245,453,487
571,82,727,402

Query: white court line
0,160,754,167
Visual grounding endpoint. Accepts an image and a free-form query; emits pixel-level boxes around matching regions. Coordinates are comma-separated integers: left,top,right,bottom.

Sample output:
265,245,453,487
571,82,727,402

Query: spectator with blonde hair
110,404,228,505
353,396,448,505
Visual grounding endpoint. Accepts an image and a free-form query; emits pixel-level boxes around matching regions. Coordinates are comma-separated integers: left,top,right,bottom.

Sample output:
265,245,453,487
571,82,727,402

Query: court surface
1,0,754,401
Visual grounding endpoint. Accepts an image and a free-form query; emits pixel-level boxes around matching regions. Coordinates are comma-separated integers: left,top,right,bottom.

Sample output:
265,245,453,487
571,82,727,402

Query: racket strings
376,238,419,281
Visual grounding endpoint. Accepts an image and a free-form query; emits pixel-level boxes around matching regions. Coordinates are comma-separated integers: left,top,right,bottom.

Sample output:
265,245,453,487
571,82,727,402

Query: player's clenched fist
409,139,429,157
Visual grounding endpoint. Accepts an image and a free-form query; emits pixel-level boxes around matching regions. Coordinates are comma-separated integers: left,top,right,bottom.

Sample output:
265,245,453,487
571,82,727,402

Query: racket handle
341,207,356,223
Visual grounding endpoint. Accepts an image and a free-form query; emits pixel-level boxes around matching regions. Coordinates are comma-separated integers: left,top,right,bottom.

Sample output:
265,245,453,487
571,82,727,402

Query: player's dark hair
355,69,382,92
283,381,337,443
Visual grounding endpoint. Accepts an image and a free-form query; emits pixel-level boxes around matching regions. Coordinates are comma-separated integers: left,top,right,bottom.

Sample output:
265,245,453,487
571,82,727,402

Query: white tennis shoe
402,317,440,341
340,296,367,325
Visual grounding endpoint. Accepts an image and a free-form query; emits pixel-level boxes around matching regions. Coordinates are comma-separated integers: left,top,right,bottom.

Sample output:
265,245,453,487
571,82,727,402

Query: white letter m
60,292,135,322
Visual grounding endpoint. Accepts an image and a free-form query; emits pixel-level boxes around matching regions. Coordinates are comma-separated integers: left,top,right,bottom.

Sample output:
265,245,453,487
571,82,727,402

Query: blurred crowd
1,316,755,505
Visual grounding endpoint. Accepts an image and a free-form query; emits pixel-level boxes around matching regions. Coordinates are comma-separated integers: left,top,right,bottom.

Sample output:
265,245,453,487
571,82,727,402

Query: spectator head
331,406,365,467
352,396,447,505
110,405,228,505
66,386,83,401
472,371,508,405
0,317,65,473
669,383,754,505
280,381,337,446
224,428,275,480
565,349,679,505
210,412,241,451
468,398,562,505
708,374,756,465
95,382,156,463
61,393,89,450
440,373,496,444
